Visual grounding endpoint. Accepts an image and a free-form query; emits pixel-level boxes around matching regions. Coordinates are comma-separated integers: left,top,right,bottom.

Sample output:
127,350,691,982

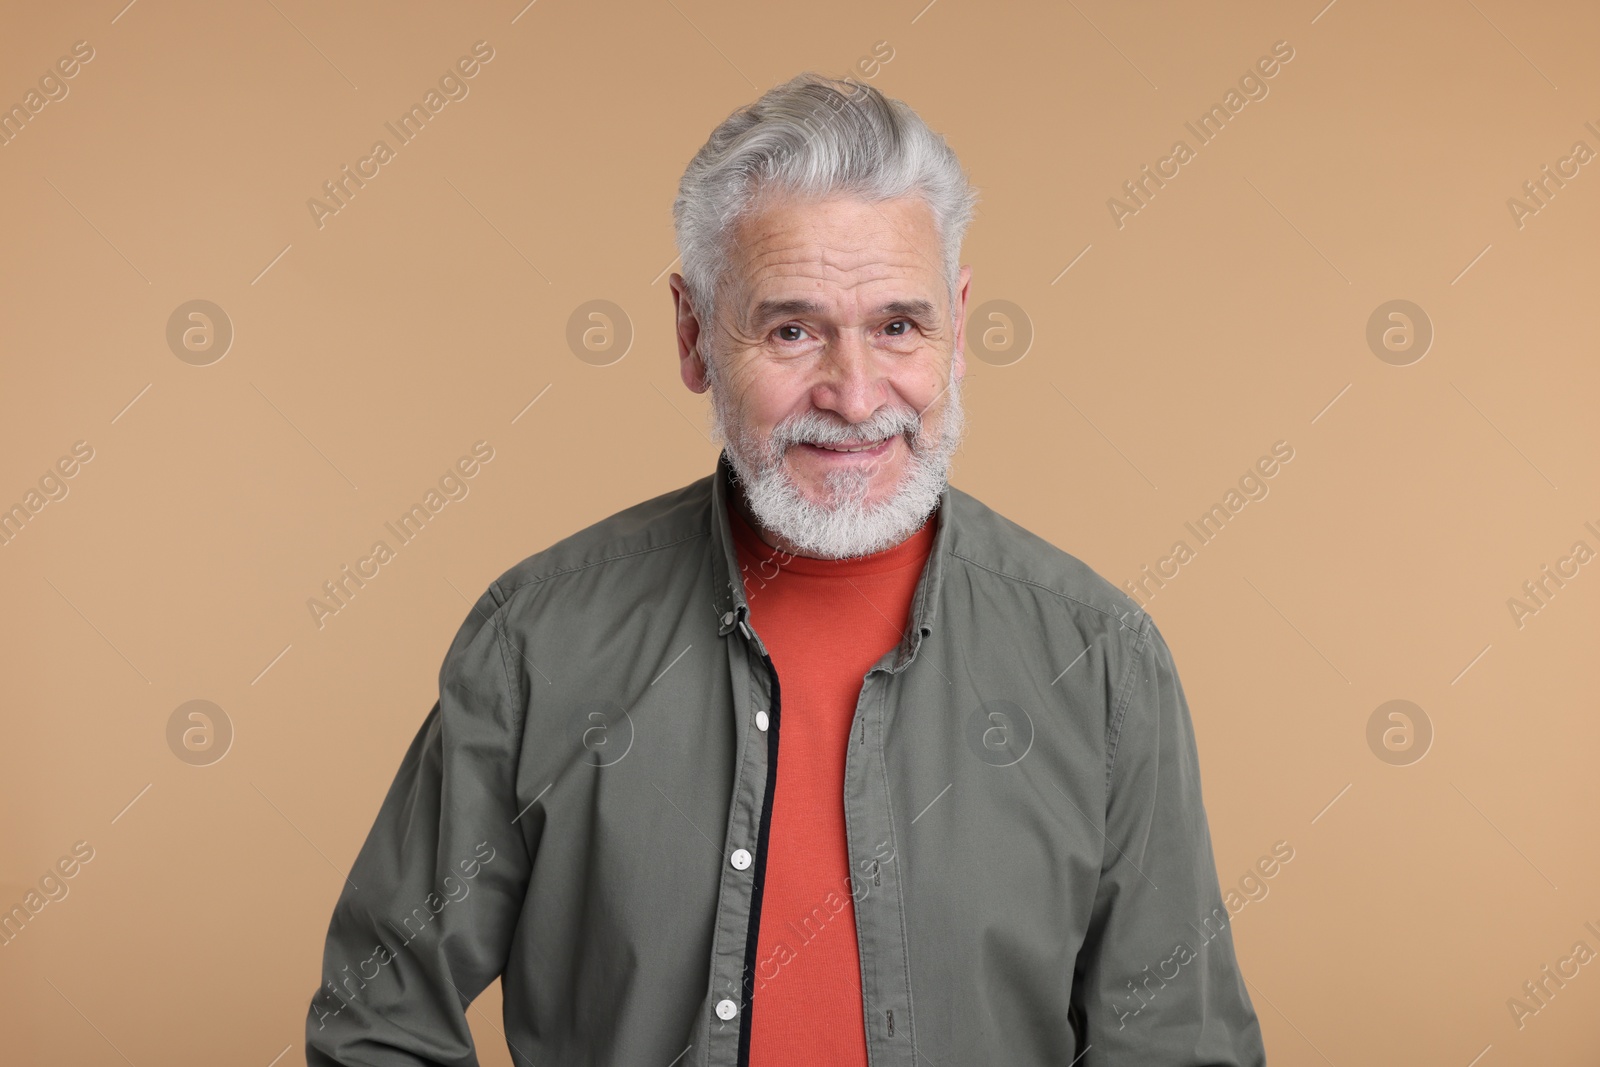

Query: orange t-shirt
728,495,938,1065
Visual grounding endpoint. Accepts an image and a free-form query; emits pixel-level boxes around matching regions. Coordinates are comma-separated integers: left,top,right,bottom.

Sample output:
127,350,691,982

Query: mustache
770,407,923,451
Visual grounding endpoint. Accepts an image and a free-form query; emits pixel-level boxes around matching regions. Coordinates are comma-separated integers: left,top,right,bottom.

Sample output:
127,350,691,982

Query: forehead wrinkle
742,236,925,279
860,199,946,282
723,199,948,331
736,209,928,273
738,245,936,309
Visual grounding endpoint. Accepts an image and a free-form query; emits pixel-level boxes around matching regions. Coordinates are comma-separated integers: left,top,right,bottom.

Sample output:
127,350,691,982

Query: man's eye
776,325,806,342
885,320,913,337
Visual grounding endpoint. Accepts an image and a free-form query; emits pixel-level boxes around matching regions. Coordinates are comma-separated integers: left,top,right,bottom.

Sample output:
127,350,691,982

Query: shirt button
730,848,752,870
721,611,735,626
755,710,769,732
715,998,739,1020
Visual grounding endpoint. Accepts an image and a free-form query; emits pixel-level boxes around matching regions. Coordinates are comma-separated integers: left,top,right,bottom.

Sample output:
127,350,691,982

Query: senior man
308,72,1267,1066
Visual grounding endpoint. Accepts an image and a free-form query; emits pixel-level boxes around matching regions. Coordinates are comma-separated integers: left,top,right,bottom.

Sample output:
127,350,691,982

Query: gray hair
672,72,979,353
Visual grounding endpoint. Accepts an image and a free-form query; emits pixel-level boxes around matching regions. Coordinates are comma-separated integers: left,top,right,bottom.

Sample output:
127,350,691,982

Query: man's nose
813,331,885,428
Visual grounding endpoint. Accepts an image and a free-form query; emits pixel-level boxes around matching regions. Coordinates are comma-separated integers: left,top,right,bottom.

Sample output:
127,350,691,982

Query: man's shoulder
488,470,715,603
944,482,1148,639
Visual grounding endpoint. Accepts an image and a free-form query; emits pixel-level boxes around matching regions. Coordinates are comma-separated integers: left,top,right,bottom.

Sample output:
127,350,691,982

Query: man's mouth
809,439,887,453
794,435,901,460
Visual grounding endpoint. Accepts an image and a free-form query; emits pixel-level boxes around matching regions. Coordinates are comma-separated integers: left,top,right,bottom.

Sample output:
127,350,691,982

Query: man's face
672,193,972,559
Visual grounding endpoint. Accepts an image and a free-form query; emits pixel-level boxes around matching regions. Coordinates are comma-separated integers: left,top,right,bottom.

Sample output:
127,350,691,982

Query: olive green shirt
306,451,1266,1065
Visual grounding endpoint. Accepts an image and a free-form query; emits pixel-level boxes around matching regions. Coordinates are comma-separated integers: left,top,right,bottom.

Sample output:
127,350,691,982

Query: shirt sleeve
1068,616,1267,1065
305,582,534,1066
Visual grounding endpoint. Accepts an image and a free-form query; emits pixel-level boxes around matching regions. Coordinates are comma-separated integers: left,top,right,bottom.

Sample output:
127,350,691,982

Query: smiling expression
674,193,971,520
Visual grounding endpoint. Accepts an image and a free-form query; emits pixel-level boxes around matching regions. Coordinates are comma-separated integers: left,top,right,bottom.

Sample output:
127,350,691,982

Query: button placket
844,665,917,1064
701,610,780,1064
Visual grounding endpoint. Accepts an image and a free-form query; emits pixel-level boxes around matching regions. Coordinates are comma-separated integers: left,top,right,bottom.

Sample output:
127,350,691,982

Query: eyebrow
749,297,938,326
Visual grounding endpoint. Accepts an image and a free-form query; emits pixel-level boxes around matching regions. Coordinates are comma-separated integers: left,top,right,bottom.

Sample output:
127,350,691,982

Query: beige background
2,0,1597,1063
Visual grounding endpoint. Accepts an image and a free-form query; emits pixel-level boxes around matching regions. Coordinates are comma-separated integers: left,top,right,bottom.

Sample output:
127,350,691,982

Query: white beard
705,359,967,560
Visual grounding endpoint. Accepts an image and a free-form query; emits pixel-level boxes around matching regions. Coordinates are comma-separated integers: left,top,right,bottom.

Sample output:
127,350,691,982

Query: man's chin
781,470,896,514
738,451,945,559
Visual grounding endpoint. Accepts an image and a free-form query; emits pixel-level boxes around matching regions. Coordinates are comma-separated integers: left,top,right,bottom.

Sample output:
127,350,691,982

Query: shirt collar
708,448,950,669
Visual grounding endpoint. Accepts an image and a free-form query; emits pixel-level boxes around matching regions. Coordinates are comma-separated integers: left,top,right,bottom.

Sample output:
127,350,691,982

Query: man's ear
670,273,710,393
950,264,973,382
